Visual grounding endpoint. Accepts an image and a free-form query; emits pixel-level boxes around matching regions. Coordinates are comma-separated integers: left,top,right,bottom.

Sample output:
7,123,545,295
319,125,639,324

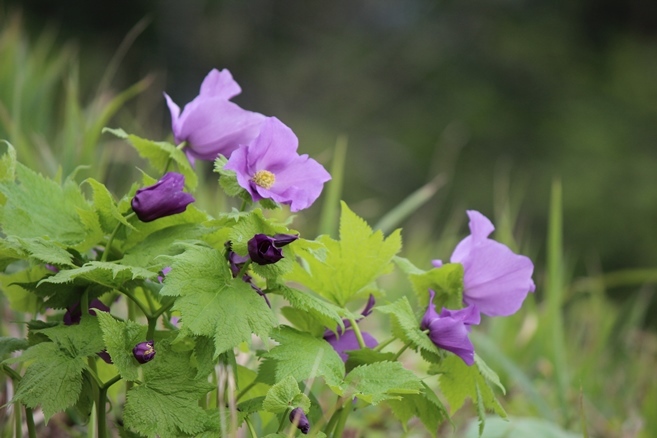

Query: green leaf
344,348,397,373
214,155,249,199
398,257,464,309
277,285,345,333
0,337,29,358
123,341,213,438
0,265,46,312
3,236,76,268
262,375,310,414
83,178,135,233
386,382,449,436
0,162,103,251
376,297,443,363
31,316,106,358
39,261,157,289
257,326,345,389
436,355,507,420
121,223,207,269
96,311,147,381
10,342,86,421
104,128,198,190
161,243,277,356
286,202,401,306
0,140,17,182
343,361,422,405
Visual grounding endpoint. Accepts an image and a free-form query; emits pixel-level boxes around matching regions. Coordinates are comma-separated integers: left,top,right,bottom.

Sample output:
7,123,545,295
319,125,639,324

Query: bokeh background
1,1,657,436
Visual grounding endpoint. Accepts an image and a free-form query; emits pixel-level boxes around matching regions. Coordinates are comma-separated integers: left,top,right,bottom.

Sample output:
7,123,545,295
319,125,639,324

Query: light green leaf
161,243,277,356
123,342,213,437
31,316,106,358
83,178,134,233
96,311,146,381
343,361,422,405
277,285,345,332
10,342,86,421
386,382,449,436
258,326,345,389
214,155,249,199
404,261,465,310
344,348,397,373
121,223,207,269
263,375,305,413
0,337,29,358
0,140,17,182
376,297,443,363
104,127,198,190
286,202,401,306
39,261,157,288
436,355,507,419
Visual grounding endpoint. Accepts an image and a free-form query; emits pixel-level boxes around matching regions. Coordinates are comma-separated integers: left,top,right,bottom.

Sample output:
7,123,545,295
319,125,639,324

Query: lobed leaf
343,361,422,405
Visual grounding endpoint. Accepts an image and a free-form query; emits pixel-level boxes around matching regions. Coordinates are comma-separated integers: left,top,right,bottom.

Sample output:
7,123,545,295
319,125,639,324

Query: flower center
252,170,276,189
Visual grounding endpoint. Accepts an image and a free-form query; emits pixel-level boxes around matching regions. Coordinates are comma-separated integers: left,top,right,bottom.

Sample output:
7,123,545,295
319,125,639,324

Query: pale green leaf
83,178,135,233
39,261,157,288
96,311,147,381
386,382,449,436
31,316,106,358
344,361,422,405
262,375,302,413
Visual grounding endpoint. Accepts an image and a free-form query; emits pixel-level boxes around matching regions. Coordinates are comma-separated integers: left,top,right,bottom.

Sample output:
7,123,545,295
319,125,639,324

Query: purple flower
324,295,378,362
225,242,271,307
247,233,299,265
164,69,266,164
289,407,310,435
224,117,331,212
132,340,156,364
422,290,480,366
157,266,172,283
131,172,195,222
97,349,113,364
433,210,535,317
64,299,110,326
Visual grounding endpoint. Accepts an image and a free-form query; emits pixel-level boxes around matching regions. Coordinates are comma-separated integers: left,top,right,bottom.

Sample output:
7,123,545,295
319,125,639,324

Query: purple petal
164,93,181,140
325,330,378,362
421,289,441,330
431,259,443,268
361,294,376,317
439,303,481,326
426,313,476,366
199,68,241,100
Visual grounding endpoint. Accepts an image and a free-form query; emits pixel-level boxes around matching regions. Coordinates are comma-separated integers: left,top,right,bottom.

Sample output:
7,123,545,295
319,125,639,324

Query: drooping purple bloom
224,117,331,212
133,340,156,364
433,210,535,317
225,241,271,307
164,69,266,164
422,290,480,366
131,172,195,222
247,233,299,265
289,407,310,434
324,295,378,362
97,349,113,364
157,266,172,283
64,299,110,326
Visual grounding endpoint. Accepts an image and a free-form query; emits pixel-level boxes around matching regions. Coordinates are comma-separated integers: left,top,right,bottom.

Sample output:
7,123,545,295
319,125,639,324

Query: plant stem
373,336,396,352
152,301,174,320
332,401,352,438
244,415,258,438
146,317,157,340
101,222,122,262
120,288,152,318
98,385,109,438
235,381,256,402
14,401,22,438
102,374,122,390
1,363,21,381
276,408,291,433
346,316,366,349
393,342,411,360
25,406,36,438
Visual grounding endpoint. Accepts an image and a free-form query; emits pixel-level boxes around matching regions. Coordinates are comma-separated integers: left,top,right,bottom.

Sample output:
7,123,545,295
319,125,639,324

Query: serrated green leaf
104,128,198,190
193,336,216,379
262,375,302,413
121,223,207,269
344,348,397,373
10,342,86,421
277,285,345,333
214,155,249,199
0,162,102,251
475,354,506,395
32,316,105,358
39,261,156,288
343,361,422,405
286,202,401,306
2,236,76,268
83,178,135,233
436,355,507,419
386,382,448,436
376,297,443,363
408,263,464,310
0,336,29,358
161,243,277,356
258,326,345,389
0,265,45,312
96,311,146,381
0,140,17,182
123,341,213,437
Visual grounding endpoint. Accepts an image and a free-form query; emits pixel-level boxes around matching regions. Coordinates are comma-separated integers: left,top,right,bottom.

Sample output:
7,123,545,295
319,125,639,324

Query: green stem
101,222,122,262
1,363,21,381
98,386,109,438
102,374,122,390
277,408,291,433
346,316,366,349
244,415,258,438
239,198,248,212
25,406,36,438
332,401,352,438
152,301,174,320
235,381,256,402
121,288,152,318
14,400,22,438
393,342,411,360
146,317,157,340
236,260,252,279
373,336,396,352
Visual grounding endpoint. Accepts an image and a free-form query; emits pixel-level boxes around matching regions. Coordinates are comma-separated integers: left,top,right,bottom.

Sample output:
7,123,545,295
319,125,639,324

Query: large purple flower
433,210,535,317
224,117,331,212
324,295,378,362
131,172,195,222
164,69,266,164
421,290,480,366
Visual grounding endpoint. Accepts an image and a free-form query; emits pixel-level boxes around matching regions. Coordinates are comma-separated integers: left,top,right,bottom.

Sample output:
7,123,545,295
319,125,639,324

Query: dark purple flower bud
132,340,156,364
131,172,195,222
45,264,59,273
289,407,310,434
247,233,298,265
64,299,110,326
97,349,113,364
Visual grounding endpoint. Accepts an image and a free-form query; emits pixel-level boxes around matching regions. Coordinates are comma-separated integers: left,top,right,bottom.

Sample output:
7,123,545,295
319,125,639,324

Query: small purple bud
289,407,310,434
247,233,298,265
97,349,113,364
64,299,110,326
131,172,195,222
132,340,156,364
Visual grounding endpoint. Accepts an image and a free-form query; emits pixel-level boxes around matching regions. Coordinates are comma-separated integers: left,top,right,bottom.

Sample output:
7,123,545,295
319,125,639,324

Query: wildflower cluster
0,68,535,437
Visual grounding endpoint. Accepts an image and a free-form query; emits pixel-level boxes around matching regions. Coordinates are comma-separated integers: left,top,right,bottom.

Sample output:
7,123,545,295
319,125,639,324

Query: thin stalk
244,416,258,438
346,317,366,349
1,364,21,381
236,381,256,402
25,406,36,438
276,408,291,433
152,301,174,320
146,317,157,340
101,221,122,262
120,288,152,318
332,402,352,438
372,336,396,352
14,401,22,438
393,342,411,360
97,386,109,438
102,374,122,390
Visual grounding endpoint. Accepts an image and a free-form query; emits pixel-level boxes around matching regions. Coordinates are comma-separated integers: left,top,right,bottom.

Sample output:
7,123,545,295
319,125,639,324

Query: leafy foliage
343,361,422,405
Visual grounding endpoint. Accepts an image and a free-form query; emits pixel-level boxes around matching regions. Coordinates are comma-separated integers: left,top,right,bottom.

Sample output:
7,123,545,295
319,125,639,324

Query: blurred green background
1,1,656,436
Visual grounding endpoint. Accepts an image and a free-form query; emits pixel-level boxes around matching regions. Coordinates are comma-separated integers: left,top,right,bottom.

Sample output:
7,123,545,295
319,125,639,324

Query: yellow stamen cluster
252,170,276,189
